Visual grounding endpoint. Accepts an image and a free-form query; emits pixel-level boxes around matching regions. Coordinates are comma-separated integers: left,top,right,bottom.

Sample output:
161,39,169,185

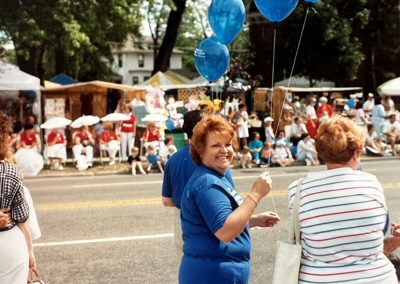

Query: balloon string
274,6,310,140
267,7,310,214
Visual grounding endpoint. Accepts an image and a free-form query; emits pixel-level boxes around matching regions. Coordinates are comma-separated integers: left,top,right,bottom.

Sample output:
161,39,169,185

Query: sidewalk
30,154,398,179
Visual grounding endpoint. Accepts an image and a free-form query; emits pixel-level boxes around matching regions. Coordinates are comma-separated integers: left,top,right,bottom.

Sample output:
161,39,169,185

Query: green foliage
0,0,142,80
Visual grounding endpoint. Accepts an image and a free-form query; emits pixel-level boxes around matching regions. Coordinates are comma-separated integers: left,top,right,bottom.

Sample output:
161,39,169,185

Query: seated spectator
260,141,274,167
296,133,319,166
275,130,290,147
239,146,252,169
127,146,146,175
290,116,308,146
159,135,177,166
143,122,162,151
145,144,164,174
99,122,120,165
14,123,44,177
43,128,67,170
365,124,384,156
382,113,400,156
248,131,263,165
316,96,333,124
72,125,95,170
271,140,294,167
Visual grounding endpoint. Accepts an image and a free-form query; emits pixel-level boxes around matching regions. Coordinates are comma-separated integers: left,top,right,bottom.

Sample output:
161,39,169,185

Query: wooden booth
41,80,146,121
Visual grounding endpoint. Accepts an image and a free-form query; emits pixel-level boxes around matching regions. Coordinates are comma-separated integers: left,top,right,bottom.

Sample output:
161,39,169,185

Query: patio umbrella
40,117,71,129
377,77,400,96
70,115,100,128
101,113,131,122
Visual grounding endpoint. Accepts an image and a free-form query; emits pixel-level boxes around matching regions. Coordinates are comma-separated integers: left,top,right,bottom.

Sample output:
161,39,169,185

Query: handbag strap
287,178,303,244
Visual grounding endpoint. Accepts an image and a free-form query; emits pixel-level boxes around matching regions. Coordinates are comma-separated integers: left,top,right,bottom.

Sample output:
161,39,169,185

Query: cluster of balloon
194,0,245,82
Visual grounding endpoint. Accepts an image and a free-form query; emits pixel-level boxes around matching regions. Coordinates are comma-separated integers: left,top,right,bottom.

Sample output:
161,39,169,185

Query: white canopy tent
0,60,40,91
274,75,335,88
0,60,42,123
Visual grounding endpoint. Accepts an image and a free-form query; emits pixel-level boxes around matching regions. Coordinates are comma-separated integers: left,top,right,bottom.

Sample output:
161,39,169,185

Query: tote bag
272,179,303,284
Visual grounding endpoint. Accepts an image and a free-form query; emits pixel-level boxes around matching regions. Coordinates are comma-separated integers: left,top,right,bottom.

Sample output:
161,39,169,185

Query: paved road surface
24,158,400,284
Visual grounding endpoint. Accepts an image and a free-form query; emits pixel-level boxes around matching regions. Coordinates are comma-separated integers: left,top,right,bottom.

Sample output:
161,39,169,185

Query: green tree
0,0,141,81
248,1,370,87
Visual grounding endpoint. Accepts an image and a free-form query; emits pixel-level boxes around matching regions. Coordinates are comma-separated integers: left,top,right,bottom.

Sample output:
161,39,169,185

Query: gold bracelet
247,193,258,206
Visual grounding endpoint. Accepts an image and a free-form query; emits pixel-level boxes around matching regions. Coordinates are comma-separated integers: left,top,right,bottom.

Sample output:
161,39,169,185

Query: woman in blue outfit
179,115,280,284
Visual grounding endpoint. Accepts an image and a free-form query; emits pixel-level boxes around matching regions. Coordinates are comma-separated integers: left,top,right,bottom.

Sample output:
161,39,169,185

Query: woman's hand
29,249,36,269
249,172,272,202
0,208,12,229
250,211,280,228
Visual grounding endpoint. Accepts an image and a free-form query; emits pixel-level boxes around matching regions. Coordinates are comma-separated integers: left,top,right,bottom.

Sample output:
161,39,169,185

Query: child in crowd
248,131,263,166
159,135,177,165
239,146,252,169
271,140,294,167
296,133,319,166
167,145,177,160
260,141,274,167
127,146,146,175
146,144,164,174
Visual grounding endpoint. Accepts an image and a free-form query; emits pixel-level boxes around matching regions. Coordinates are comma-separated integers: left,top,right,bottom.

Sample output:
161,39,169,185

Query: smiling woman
179,115,280,283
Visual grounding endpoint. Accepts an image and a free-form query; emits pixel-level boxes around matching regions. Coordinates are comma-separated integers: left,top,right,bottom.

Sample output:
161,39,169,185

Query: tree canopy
0,0,142,81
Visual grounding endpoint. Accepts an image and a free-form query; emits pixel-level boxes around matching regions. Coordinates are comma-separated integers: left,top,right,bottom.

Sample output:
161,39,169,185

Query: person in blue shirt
179,115,280,284
248,131,263,165
162,110,234,252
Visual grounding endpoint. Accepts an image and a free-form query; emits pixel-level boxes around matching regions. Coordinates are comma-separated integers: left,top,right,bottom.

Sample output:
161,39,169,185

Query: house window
143,76,150,82
118,54,123,68
132,76,139,85
138,54,144,68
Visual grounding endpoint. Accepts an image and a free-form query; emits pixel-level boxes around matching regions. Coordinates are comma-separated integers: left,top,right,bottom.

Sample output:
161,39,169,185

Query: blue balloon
194,38,230,82
166,118,175,131
347,98,356,109
254,0,299,22
208,0,245,45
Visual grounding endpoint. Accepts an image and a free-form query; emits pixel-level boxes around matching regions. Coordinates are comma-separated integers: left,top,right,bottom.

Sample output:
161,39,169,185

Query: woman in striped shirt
288,116,397,283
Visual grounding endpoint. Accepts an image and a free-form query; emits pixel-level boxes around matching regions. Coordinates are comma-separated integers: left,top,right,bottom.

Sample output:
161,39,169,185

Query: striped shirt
288,167,396,283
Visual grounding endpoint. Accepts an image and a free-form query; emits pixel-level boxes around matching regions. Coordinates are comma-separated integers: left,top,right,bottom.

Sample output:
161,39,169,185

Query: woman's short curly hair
0,112,12,161
191,115,238,165
315,116,364,164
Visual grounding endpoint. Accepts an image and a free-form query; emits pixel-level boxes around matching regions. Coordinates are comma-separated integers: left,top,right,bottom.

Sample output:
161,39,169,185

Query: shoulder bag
272,178,303,284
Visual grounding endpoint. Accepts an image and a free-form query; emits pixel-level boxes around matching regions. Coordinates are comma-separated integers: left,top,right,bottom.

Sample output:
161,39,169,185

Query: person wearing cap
263,116,275,145
382,113,400,156
316,96,333,124
363,93,375,120
271,139,294,167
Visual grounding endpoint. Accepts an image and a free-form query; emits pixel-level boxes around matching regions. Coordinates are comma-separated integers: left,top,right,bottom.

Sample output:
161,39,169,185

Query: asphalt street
24,158,400,284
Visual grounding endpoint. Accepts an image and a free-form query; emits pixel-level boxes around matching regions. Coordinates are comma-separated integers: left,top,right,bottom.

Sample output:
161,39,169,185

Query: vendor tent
0,60,41,123
0,60,40,91
49,73,79,85
42,80,146,120
274,75,335,88
377,77,400,96
139,71,198,90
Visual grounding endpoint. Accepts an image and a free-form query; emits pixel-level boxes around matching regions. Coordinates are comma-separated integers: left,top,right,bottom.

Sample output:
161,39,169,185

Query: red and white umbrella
40,117,71,129
70,115,100,128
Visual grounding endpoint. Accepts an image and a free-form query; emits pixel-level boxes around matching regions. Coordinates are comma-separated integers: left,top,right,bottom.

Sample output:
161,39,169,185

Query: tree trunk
152,0,186,74
16,44,45,84
55,44,68,75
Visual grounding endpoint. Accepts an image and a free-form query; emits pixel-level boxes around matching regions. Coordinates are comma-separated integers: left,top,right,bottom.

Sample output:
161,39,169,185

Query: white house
110,35,184,86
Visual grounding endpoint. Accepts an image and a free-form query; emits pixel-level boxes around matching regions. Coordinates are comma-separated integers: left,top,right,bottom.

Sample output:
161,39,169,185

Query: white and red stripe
288,167,396,283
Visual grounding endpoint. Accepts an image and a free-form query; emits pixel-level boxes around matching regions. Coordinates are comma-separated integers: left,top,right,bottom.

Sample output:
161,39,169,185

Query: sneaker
305,158,311,166
132,172,136,175
58,165,64,170
109,160,115,166
241,164,246,169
